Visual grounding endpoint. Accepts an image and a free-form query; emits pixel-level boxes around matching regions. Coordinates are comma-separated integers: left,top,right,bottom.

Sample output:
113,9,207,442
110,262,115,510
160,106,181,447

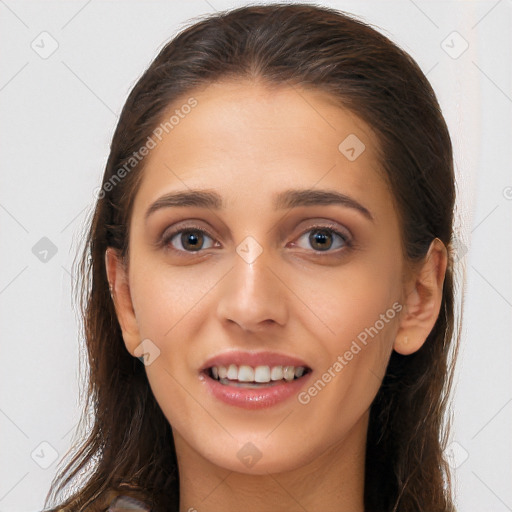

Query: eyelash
160,222,352,256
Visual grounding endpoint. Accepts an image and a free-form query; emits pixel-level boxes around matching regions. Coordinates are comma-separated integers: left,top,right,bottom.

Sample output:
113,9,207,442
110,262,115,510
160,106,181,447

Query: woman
44,3,460,511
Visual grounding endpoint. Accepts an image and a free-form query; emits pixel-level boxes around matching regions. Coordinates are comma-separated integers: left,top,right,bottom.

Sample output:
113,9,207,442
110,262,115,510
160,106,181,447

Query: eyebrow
144,188,374,223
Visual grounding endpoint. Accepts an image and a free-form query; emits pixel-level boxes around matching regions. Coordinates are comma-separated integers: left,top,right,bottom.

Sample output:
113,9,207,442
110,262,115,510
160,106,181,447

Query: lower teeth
216,377,299,388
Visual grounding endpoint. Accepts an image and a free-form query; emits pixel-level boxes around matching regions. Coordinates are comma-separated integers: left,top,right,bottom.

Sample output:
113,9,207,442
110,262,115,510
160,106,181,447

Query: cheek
296,254,402,404
129,260,217,340
297,252,402,347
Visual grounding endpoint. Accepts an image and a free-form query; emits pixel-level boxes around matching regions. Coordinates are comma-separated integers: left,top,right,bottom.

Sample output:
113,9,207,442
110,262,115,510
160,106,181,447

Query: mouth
204,364,311,388
199,351,313,409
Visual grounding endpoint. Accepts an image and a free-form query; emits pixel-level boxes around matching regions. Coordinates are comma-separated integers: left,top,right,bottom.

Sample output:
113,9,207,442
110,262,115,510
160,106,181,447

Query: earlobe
394,238,448,356
104,247,141,356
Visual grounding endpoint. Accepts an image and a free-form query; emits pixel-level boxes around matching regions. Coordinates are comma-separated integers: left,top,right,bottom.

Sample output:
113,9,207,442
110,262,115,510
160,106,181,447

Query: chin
192,431,317,475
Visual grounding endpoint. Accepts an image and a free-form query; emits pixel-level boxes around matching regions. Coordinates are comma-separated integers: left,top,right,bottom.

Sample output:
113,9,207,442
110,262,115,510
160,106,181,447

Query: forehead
162,79,379,159
132,79,390,218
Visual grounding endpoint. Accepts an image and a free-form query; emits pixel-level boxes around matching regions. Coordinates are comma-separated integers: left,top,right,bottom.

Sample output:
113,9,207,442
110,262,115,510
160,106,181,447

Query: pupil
309,230,332,251
182,231,203,251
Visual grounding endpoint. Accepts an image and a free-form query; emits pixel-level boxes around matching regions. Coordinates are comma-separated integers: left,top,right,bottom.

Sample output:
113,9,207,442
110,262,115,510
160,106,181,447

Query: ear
394,238,448,355
105,247,141,356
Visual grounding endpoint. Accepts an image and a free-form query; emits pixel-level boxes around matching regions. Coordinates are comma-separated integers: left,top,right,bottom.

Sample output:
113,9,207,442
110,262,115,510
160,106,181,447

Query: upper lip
200,350,311,372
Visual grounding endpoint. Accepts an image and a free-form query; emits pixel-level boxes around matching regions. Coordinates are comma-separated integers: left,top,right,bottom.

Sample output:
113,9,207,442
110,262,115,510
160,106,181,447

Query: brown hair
44,4,460,511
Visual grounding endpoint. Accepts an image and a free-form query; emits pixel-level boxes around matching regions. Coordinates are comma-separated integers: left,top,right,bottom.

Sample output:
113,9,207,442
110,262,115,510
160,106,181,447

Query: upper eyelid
163,222,217,241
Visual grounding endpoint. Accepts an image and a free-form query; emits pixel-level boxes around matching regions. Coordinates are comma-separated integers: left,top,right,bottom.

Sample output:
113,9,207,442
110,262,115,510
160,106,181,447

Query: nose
215,244,288,333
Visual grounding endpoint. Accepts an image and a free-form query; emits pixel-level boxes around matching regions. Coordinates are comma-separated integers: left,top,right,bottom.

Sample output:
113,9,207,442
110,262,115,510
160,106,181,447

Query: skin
106,79,447,512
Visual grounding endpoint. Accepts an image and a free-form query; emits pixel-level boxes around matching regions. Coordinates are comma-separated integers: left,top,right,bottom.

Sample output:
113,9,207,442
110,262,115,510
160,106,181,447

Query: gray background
0,1,511,511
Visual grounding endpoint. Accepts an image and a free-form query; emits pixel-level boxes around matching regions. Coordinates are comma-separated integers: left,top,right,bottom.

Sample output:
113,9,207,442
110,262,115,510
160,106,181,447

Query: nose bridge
216,235,288,330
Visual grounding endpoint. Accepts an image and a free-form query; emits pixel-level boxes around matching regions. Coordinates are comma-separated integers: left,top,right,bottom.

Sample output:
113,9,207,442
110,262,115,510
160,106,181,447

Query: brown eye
295,227,348,252
166,228,216,252
311,230,334,251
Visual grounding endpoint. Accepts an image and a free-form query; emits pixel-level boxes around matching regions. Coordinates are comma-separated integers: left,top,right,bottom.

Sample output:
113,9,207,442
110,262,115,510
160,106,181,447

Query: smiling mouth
205,364,311,388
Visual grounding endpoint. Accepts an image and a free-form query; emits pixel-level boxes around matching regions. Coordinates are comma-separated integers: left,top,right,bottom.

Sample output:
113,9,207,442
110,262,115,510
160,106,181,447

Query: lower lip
201,372,311,410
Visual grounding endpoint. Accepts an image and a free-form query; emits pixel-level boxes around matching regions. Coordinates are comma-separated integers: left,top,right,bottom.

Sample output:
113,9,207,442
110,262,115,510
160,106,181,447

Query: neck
174,412,368,512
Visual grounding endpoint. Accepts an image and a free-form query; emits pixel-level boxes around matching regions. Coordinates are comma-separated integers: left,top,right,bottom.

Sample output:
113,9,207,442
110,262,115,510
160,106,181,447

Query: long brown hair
44,4,460,511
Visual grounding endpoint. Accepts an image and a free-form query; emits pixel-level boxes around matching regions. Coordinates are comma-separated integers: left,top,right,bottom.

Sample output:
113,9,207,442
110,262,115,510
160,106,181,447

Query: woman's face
117,80,408,474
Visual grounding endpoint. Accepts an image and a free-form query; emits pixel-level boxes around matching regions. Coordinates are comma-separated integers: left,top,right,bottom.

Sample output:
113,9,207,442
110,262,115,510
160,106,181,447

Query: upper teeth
211,364,306,383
